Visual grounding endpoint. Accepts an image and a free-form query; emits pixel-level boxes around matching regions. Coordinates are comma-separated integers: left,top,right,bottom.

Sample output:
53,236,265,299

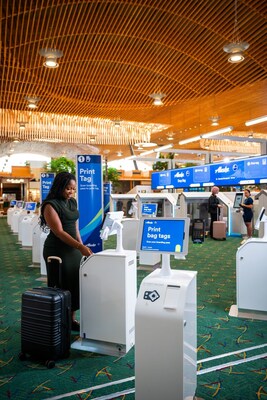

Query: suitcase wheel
45,359,55,369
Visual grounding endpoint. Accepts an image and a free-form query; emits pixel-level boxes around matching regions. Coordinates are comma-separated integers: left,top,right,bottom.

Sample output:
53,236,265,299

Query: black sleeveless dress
43,197,82,311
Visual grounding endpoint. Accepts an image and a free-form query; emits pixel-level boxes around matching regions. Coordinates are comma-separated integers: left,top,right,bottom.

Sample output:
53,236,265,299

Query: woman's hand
78,244,93,257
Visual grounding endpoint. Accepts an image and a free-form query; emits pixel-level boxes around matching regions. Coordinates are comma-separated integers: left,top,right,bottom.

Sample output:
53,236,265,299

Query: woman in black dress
239,188,254,239
40,172,92,331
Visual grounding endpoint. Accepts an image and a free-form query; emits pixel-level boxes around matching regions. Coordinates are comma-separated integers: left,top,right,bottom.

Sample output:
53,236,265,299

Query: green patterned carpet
0,217,267,399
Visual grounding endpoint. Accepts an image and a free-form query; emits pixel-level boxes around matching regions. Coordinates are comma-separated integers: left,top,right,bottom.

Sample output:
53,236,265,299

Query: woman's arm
240,203,253,209
75,221,93,255
43,204,92,256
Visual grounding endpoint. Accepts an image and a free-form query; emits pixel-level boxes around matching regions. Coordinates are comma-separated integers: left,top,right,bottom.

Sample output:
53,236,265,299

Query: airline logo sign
151,155,267,189
173,170,187,184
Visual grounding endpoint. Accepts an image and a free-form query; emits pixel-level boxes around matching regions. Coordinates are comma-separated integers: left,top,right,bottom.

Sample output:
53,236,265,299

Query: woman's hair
245,188,251,194
39,172,76,228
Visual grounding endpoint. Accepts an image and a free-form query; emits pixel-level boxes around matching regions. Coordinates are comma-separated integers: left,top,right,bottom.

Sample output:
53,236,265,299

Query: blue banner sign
40,173,55,202
151,155,267,189
76,155,103,253
103,182,112,214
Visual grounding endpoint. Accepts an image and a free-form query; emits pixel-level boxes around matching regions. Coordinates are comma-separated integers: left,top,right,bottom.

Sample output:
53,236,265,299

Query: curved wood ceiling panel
1,0,267,160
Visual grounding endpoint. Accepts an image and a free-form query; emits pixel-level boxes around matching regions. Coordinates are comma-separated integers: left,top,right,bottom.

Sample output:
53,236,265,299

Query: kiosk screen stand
100,211,124,252
137,217,189,275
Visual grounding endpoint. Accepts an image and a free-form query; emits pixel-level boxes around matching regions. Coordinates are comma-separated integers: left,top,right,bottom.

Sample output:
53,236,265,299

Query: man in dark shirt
208,186,222,239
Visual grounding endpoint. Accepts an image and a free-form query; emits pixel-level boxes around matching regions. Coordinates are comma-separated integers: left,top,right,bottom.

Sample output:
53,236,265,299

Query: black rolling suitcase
20,287,71,368
192,218,205,243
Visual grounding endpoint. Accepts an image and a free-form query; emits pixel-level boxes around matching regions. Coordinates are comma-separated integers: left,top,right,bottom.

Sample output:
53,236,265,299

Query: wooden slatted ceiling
1,0,267,160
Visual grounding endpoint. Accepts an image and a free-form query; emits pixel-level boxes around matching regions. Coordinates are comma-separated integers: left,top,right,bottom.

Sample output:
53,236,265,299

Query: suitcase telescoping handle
47,256,63,288
217,204,223,221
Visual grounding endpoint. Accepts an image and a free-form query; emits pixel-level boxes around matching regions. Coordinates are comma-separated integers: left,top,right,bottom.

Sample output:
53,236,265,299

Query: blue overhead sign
151,155,267,189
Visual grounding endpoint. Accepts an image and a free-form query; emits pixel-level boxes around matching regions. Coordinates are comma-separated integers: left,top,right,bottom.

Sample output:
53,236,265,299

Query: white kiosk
10,201,25,233
135,217,197,400
7,200,17,226
19,202,38,247
72,211,137,356
229,209,267,320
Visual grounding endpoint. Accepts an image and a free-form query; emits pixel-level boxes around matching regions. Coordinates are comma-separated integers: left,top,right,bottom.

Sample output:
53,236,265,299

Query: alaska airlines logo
215,166,230,174
232,164,238,171
174,172,185,178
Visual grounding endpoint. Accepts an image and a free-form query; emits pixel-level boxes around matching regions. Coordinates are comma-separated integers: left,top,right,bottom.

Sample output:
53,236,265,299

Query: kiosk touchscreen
233,192,243,208
137,217,189,258
24,202,37,212
10,200,17,207
141,203,158,217
16,201,24,209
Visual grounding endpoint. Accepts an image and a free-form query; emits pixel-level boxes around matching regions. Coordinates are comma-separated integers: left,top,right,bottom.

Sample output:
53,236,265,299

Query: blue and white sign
151,155,267,189
140,219,185,253
104,182,112,214
76,155,103,253
141,203,158,216
40,173,55,202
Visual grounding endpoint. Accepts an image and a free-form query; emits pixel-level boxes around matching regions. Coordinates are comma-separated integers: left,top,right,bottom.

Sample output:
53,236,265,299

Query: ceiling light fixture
128,144,173,159
201,126,233,139
245,115,267,126
39,48,63,68
25,96,40,109
179,136,202,145
179,126,233,145
134,142,157,148
17,121,28,130
166,132,174,141
209,116,221,126
114,120,121,128
149,92,166,106
223,0,249,63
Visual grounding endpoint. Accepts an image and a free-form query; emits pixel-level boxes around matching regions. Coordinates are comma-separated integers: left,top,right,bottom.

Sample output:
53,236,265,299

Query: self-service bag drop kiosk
11,201,25,233
19,202,38,247
71,211,137,356
229,208,267,320
135,217,197,400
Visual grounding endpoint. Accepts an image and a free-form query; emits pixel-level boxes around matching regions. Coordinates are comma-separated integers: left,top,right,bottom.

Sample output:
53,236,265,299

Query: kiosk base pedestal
71,337,129,357
135,268,197,400
72,249,137,356
229,304,267,321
